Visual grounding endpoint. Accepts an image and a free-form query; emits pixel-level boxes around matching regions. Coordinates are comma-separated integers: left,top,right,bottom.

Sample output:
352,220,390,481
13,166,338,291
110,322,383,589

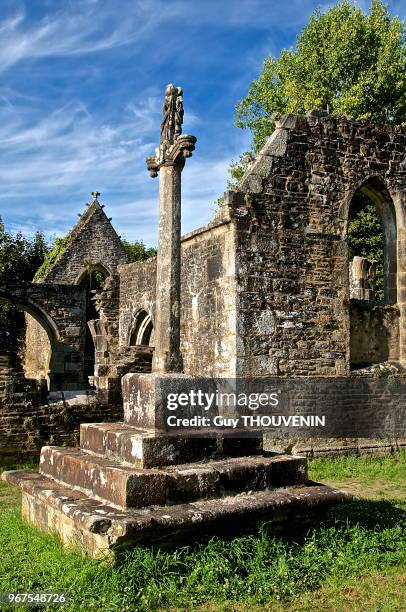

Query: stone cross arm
146,134,197,177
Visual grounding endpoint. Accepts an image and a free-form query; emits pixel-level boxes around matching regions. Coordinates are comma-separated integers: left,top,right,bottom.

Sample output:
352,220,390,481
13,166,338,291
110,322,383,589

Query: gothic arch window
129,310,154,347
348,176,397,304
75,263,111,287
348,177,399,369
0,291,59,389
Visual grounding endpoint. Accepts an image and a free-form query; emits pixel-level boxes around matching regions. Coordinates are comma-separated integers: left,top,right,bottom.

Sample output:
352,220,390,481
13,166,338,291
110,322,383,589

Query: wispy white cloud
0,87,240,245
0,1,165,73
0,99,152,187
0,0,333,74
5,0,399,247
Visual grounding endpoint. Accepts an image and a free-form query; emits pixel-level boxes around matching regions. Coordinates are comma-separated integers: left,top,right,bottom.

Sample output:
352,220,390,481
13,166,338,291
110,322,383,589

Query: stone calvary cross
146,84,197,373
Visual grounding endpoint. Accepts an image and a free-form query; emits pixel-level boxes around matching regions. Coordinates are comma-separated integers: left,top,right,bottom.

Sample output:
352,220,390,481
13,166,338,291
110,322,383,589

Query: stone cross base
2,373,351,556
3,459,349,557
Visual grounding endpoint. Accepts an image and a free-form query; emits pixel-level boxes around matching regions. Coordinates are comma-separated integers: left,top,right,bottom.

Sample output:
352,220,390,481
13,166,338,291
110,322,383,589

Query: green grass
310,450,406,482
0,453,405,611
0,462,34,510
309,450,406,501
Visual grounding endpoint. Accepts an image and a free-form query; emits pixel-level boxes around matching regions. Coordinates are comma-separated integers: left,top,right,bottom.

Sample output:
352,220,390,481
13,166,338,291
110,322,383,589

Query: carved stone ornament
146,84,196,177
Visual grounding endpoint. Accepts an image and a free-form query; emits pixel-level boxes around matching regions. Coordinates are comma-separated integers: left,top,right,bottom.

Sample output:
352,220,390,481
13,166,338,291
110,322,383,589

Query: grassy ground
0,452,405,611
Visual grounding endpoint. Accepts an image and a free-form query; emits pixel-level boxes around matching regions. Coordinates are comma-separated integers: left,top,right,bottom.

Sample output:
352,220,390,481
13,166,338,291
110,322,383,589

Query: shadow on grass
0,492,404,610
113,496,406,564
322,498,406,530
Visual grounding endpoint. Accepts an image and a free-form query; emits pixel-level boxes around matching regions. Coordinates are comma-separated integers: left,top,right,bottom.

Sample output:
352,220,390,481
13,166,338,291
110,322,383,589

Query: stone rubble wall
231,113,406,376
0,378,121,466
350,302,400,366
91,274,121,374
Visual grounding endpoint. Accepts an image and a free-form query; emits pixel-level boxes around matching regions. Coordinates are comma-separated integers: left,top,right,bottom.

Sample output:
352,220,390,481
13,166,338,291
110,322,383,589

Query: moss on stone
34,236,70,281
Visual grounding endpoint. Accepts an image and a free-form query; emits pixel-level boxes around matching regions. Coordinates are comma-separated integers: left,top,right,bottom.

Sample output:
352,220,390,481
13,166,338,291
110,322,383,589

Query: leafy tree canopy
235,0,405,154
0,220,49,287
0,219,49,351
121,239,157,263
228,1,405,298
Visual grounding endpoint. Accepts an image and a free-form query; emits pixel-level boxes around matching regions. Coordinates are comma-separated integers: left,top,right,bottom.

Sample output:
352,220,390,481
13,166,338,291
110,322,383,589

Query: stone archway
75,262,111,286
347,177,397,304
0,283,87,390
0,290,59,389
346,177,400,368
128,309,154,347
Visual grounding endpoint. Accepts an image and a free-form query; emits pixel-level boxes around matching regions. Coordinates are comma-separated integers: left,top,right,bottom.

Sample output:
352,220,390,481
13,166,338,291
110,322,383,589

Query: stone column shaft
152,162,183,372
146,84,196,373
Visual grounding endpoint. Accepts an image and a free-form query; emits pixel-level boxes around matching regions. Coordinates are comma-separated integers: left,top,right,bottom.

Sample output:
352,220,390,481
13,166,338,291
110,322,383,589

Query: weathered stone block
39,446,167,508
80,422,220,468
122,372,217,431
2,469,351,557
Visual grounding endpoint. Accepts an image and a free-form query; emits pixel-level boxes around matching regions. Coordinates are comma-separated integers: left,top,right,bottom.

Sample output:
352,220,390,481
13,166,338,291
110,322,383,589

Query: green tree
121,239,157,263
235,0,405,154
229,0,405,296
0,220,49,351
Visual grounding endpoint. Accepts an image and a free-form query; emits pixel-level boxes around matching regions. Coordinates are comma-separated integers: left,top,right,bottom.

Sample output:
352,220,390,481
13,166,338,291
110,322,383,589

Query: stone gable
38,200,129,284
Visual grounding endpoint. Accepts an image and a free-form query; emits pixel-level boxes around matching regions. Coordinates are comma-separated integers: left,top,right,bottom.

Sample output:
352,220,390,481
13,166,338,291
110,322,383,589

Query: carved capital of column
146,134,197,178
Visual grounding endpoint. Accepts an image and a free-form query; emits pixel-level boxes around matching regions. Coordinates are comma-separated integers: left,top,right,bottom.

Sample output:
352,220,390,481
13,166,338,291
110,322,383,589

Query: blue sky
0,0,404,246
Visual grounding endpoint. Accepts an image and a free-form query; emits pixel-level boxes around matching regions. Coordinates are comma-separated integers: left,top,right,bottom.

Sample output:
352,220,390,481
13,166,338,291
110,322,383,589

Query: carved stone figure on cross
146,84,196,177
160,84,183,145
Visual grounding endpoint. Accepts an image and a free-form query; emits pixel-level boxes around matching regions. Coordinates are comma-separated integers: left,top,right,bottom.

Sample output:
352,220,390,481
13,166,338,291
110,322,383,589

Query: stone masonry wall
180,217,237,376
118,217,237,377
0,283,87,389
38,201,129,285
24,316,51,381
119,257,157,346
232,113,406,377
350,302,400,366
0,384,121,466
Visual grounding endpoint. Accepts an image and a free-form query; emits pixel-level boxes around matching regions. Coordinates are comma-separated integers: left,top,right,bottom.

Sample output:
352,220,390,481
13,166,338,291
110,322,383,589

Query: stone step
39,446,307,510
80,422,261,468
2,468,351,557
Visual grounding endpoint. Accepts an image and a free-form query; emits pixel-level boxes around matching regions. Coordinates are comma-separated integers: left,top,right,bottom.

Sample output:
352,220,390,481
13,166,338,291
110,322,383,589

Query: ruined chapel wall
233,114,406,377
119,257,157,346
24,315,51,381
5,282,88,389
181,221,237,376
40,203,129,285
118,220,237,376
0,386,122,466
26,202,129,385
350,303,400,366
